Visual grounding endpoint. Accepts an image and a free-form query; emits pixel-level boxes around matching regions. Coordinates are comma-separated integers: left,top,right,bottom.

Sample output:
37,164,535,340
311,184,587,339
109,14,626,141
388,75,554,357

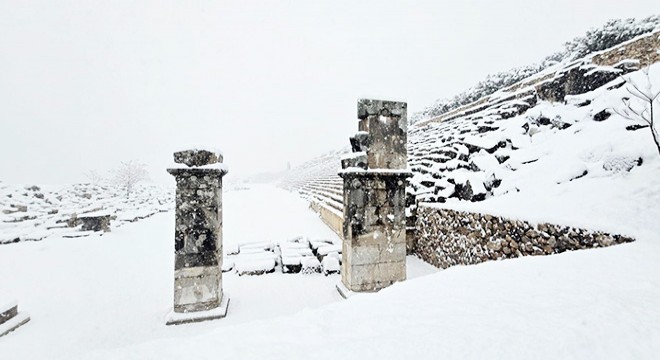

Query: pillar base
336,281,376,299
165,294,230,326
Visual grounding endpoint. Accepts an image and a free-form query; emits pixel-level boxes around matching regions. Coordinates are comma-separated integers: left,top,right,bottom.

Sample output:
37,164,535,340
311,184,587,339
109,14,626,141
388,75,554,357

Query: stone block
341,152,368,170
349,131,370,152
345,261,406,291
345,244,380,266
0,304,18,326
173,266,223,312
174,149,223,167
166,294,229,326
345,242,406,266
321,256,340,275
301,257,322,274
357,99,408,170
78,215,112,232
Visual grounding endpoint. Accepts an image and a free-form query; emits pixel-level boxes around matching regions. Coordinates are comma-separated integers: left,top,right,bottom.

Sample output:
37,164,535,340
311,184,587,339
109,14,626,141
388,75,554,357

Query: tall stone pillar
166,149,229,325
338,99,412,295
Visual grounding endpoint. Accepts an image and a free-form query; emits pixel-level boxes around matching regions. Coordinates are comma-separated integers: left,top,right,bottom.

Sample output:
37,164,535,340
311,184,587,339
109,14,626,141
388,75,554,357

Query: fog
0,0,655,184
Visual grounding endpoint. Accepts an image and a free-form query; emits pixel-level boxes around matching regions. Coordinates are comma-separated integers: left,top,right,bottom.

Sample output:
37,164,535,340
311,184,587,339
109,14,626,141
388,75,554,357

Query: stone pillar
338,99,412,295
166,149,229,325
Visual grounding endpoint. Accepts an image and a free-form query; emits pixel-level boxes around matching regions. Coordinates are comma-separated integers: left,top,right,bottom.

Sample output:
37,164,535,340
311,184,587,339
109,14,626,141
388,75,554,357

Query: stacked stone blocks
340,99,411,293
166,149,229,324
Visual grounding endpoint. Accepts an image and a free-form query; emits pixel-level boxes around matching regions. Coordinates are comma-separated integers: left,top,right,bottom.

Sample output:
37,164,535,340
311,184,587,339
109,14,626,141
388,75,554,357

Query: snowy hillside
0,182,173,244
408,65,660,206
412,15,660,123
281,33,660,236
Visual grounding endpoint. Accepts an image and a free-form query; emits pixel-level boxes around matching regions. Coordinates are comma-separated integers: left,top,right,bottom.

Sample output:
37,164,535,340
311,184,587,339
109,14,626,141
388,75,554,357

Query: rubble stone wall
413,205,634,269
592,30,660,68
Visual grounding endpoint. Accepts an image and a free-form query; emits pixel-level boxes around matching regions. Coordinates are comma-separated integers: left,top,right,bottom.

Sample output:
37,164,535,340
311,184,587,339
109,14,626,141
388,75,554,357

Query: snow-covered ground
0,182,173,244
3,63,660,357
0,184,436,359
1,184,658,359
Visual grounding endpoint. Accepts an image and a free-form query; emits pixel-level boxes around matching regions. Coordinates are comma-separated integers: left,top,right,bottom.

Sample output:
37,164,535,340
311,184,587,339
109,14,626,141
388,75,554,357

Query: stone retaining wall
413,205,634,269
312,202,344,238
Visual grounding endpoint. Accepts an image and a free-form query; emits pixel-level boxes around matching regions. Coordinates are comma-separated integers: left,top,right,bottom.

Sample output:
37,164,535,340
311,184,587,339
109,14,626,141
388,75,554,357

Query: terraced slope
280,30,660,230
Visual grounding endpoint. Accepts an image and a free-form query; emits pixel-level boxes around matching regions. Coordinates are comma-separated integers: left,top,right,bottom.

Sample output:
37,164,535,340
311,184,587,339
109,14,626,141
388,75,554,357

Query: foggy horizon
1,0,655,185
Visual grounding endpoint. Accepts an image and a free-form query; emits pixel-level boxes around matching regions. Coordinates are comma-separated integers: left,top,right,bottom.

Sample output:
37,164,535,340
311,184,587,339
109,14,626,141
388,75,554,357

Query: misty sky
1,0,657,184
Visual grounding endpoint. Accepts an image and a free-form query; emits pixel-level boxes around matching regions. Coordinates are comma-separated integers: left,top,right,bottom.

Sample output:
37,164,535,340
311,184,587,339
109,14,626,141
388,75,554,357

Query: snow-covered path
0,184,435,359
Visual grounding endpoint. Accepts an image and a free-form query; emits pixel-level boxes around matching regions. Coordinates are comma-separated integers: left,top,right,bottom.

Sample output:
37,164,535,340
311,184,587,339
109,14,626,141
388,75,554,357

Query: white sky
1,0,657,184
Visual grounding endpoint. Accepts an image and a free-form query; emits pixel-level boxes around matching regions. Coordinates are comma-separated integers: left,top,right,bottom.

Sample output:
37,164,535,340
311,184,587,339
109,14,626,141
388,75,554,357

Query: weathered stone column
337,99,412,295
166,149,229,325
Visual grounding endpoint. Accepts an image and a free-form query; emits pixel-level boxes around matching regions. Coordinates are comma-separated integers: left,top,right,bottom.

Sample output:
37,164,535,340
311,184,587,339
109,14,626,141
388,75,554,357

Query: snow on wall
414,206,634,269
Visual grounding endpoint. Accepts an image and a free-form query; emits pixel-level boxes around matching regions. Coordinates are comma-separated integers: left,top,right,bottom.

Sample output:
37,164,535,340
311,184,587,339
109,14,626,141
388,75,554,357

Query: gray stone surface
79,215,111,232
340,99,411,292
0,303,30,338
414,206,635,269
356,99,408,170
173,149,223,168
167,149,228,319
0,305,17,325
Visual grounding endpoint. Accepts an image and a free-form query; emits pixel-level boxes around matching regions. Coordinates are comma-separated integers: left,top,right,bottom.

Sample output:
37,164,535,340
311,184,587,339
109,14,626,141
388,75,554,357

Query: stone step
0,301,17,326
0,301,30,337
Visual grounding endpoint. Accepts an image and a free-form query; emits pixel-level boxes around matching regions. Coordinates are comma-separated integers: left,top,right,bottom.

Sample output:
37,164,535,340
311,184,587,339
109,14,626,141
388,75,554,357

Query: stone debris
0,182,173,245
321,256,340,276
223,236,342,276
79,214,112,232
301,257,322,274
236,257,277,276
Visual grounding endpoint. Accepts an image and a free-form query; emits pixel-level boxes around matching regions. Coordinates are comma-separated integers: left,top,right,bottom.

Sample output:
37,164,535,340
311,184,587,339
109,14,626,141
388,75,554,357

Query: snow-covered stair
0,300,30,337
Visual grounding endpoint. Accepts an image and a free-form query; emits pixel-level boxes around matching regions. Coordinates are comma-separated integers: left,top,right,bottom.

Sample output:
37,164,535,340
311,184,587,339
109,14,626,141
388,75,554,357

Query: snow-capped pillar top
168,149,228,175
173,148,224,168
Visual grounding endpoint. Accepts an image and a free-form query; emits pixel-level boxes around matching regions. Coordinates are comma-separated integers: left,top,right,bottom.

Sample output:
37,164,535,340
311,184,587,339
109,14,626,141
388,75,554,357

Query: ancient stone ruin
337,99,412,296
78,214,112,232
0,301,30,337
166,149,229,325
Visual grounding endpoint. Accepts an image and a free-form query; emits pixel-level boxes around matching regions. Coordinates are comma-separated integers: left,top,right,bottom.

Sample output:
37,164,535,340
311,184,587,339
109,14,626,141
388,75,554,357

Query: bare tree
111,160,149,199
613,67,660,157
83,169,104,188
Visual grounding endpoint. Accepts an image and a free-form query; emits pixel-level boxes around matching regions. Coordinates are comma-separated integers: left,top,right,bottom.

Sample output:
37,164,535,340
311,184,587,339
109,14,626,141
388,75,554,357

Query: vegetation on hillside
411,15,660,124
